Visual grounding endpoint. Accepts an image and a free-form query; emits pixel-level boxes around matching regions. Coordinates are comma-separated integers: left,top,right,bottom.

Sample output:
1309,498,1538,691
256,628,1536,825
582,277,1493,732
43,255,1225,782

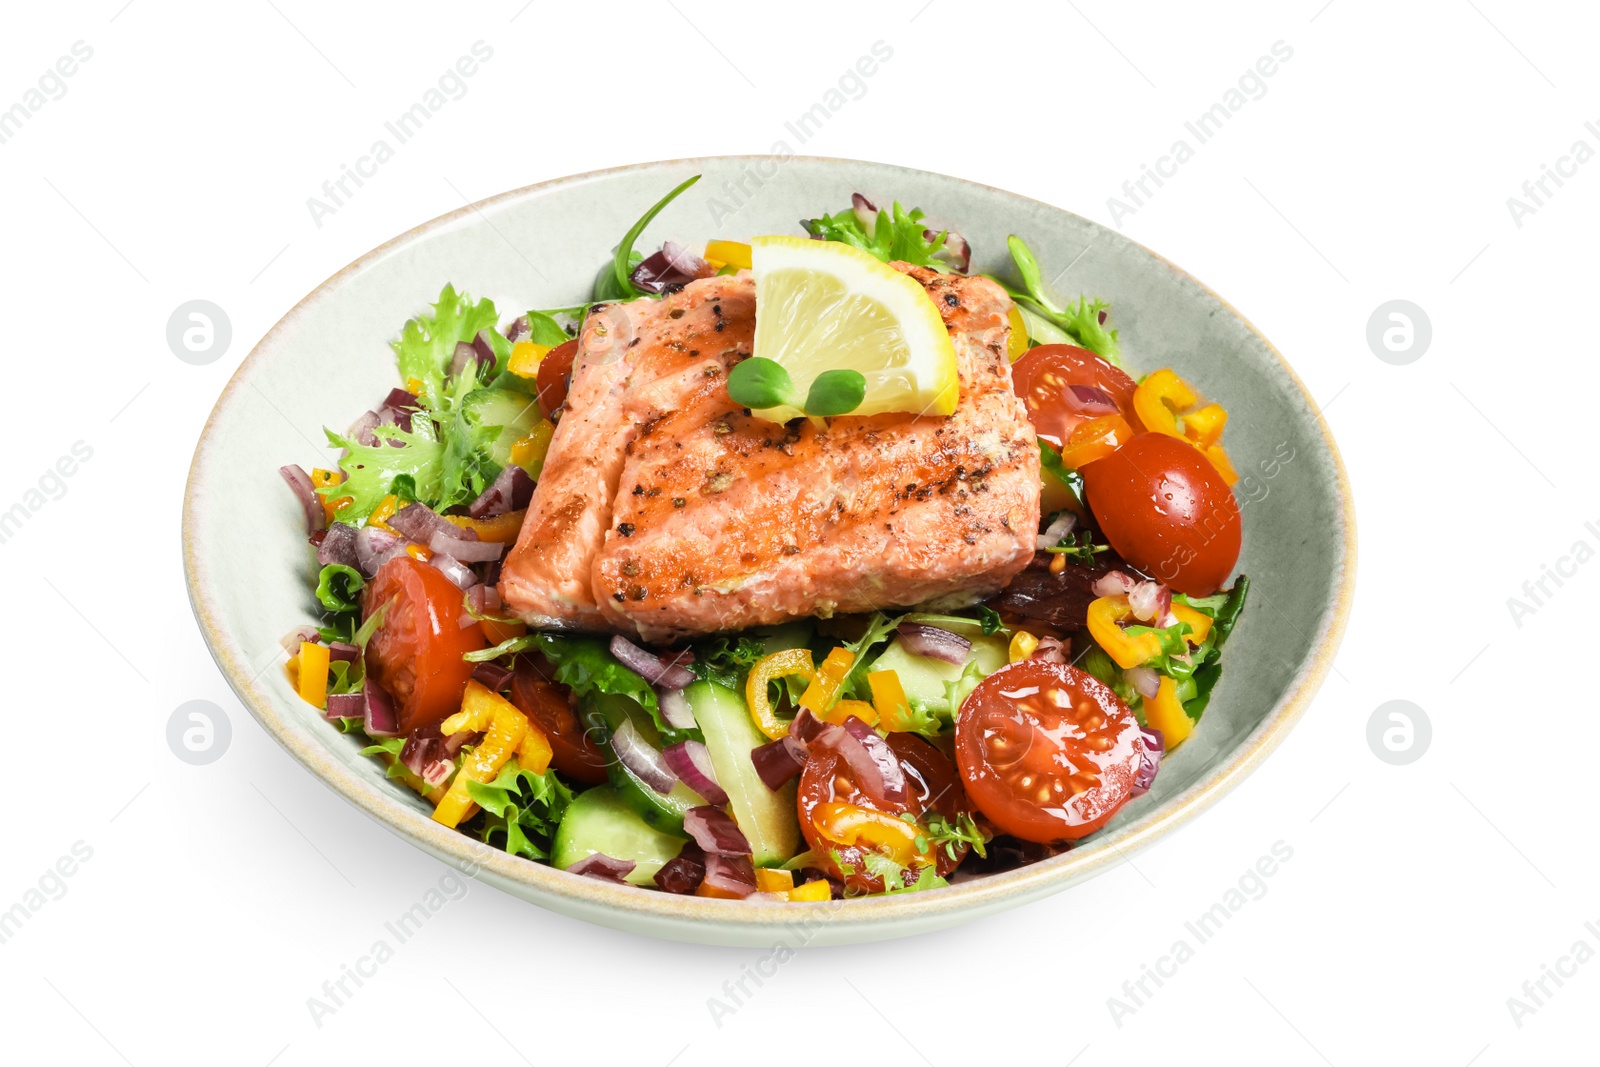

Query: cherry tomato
510,655,609,785
363,556,486,735
1011,344,1139,450
955,660,1144,843
536,338,579,419
798,731,970,893
1080,431,1242,596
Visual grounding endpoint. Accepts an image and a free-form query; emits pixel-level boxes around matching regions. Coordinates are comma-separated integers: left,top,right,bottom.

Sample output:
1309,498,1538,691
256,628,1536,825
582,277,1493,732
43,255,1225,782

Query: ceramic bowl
183,157,1354,946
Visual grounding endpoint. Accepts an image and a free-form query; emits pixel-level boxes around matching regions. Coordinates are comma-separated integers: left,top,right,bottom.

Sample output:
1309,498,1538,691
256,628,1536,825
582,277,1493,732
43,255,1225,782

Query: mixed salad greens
278,177,1249,901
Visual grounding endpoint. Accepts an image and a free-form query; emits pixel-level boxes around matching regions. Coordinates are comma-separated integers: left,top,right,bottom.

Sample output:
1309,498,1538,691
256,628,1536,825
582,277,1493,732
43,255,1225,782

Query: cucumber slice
583,693,704,835
553,786,687,887
868,634,1008,712
687,680,799,866
461,387,541,470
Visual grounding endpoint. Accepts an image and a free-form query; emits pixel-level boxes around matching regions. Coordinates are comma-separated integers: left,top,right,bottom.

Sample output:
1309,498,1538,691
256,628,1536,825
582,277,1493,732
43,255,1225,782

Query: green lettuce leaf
321,421,444,522
467,759,574,861
391,283,503,408
1001,235,1121,365
802,199,952,270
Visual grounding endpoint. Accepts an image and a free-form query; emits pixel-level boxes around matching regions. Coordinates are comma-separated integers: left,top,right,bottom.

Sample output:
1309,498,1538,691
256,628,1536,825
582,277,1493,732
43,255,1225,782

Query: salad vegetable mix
278,178,1249,901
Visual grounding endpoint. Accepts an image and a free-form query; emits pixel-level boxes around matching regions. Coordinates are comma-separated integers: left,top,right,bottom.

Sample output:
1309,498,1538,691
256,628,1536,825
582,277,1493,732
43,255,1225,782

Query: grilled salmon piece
593,266,1039,639
498,276,755,629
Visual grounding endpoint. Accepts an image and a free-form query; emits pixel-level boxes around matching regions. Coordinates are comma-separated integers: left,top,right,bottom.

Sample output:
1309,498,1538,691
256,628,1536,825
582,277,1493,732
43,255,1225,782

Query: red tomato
1080,432,1242,596
510,656,609,785
536,338,579,419
363,556,486,735
1011,344,1139,449
798,732,970,893
955,660,1144,843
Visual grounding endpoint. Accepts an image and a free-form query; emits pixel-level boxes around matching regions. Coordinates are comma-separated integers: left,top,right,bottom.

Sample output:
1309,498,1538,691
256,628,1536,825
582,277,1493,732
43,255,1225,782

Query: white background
2,1,1594,1064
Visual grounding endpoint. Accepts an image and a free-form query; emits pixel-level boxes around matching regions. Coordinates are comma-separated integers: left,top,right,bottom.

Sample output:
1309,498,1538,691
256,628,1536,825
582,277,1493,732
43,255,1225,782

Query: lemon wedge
749,235,959,422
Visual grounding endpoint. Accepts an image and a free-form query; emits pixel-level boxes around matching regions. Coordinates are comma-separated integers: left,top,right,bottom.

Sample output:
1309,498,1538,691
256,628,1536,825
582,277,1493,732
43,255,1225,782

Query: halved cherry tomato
510,655,610,785
955,660,1144,843
1080,432,1242,596
535,338,579,419
1010,344,1139,450
798,732,970,893
364,556,486,735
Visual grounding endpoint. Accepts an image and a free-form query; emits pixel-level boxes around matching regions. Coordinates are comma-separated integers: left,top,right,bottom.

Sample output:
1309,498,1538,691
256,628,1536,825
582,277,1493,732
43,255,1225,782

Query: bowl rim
182,155,1356,938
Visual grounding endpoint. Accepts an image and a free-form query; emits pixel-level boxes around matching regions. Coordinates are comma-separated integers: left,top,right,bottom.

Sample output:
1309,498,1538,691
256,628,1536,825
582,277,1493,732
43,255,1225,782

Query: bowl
183,156,1354,946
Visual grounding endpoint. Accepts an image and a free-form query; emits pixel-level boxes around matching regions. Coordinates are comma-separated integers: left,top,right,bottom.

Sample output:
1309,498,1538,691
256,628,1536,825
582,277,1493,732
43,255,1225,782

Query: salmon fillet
500,266,1040,639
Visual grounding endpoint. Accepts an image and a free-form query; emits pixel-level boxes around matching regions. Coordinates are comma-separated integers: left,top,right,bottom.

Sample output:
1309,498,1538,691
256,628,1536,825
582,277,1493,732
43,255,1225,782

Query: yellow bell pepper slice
433,681,530,829
446,508,528,544
1203,443,1239,486
367,494,400,533
404,543,432,561
704,240,753,271
1059,414,1134,471
812,801,933,868
1086,595,1165,669
787,878,832,902
754,868,794,893
296,641,330,708
745,648,816,740
507,341,550,379
1006,304,1030,362
1169,602,1213,646
867,670,914,733
310,468,349,523
1183,403,1228,448
509,419,555,479
405,377,426,398
1133,369,1198,440
1144,675,1193,748
518,721,553,775
1008,630,1039,663
823,699,879,727
799,647,855,715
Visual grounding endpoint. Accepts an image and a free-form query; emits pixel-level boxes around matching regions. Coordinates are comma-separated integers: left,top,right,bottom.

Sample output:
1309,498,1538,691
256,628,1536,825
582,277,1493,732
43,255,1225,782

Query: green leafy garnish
802,200,953,270
602,174,702,302
803,370,867,417
901,606,1007,636
909,811,988,863
727,358,866,418
314,564,365,613
321,422,444,523
467,759,574,861
1045,530,1110,565
522,309,571,347
1038,439,1088,512
1184,576,1250,720
1002,235,1120,364
687,635,765,690
392,283,504,407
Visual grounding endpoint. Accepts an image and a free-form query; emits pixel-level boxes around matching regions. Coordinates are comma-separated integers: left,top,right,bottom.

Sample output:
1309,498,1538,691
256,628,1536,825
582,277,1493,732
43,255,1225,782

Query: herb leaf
1001,235,1121,365
727,357,798,411
314,564,365,613
803,369,867,417
607,174,702,301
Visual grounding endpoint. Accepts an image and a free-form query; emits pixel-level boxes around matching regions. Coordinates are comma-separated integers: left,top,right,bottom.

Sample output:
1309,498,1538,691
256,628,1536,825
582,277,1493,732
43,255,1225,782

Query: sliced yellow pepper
1144,675,1193,748
704,240,753,271
404,543,432,562
824,699,879,728
867,670,914,733
1086,595,1165,669
446,508,528,545
812,801,932,869
507,341,550,379
1203,443,1239,486
405,377,426,399
1133,369,1198,440
754,868,794,893
296,641,330,709
1006,304,1030,362
509,419,555,479
433,681,530,829
1059,414,1135,471
518,721,553,775
1183,403,1228,448
310,468,348,524
799,647,854,715
367,494,400,533
787,878,832,902
1008,630,1039,663
745,648,816,740
1169,602,1213,645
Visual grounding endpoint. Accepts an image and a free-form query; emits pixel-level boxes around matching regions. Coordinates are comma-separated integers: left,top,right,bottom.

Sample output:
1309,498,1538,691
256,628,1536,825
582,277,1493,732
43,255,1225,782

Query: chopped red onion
1031,635,1068,664
930,228,972,273
568,853,636,884
609,635,696,689
429,531,503,562
346,410,381,447
1064,384,1121,416
317,522,359,568
816,717,907,804
750,736,807,791
428,553,478,590
658,687,697,730
897,622,971,665
683,806,751,856
325,693,364,720
327,642,359,663
1128,581,1171,623
664,742,727,805
700,854,757,898
448,340,494,380
852,192,878,230
1132,727,1164,796
630,241,715,294
401,729,455,786
466,584,504,617
441,729,475,757
612,719,679,795
653,841,706,894
1125,666,1161,700
788,707,828,747
505,315,530,343
354,524,403,577
471,330,497,369
1037,511,1077,552
363,679,400,736
278,465,325,534
471,662,514,692
388,503,469,544
1092,570,1139,598
469,465,535,519
279,626,319,656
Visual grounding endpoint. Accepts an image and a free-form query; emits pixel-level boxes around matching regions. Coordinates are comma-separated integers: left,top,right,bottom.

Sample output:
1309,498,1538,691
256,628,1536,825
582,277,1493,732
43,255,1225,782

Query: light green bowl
183,157,1354,946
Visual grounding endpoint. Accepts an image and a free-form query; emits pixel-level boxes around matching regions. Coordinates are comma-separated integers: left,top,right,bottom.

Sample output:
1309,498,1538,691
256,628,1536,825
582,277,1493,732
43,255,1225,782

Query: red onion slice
466,584,504,617
750,736,807,791
468,465,534,519
700,854,757,898
930,228,972,273
1064,384,1121,416
389,503,470,544
448,340,494,379
658,687,697,730
428,553,478,590
363,679,400,737
1092,570,1139,598
505,316,529,343
345,410,381,447
609,635,696,689
317,522,359,568
663,742,727,805
326,642,359,663
354,524,403,577
683,806,751,856
852,192,879,230
653,841,706,894
1125,666,1161,700
278,465,325,534
279,627,319,656
1037,511,1077,552
1031,635,1068,664
612,719,679,795
630,242,715,294
471,662,513,692
1132,727,1164,796
429,531,503,562
897,622,971,665
816,717,908,804
1128,581,1171,623
568,853,636,884
325,693,364,720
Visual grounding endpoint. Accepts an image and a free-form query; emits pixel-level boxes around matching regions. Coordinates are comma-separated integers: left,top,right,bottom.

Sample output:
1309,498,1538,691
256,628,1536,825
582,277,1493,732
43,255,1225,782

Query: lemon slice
750,235,959,421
